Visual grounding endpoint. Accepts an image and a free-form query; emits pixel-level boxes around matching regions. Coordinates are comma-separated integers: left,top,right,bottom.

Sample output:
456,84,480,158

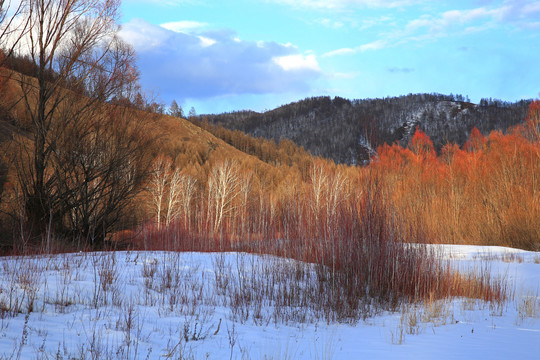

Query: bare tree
310,160,328,225
326,168,348,230
148,156,168,229
178,174,196,230
148,159,197,230
237,171,252,238
4,0,151,247
51,107,153,244
207,160,242,235
188,106,196,119
164,168,181,227
168,99,184,118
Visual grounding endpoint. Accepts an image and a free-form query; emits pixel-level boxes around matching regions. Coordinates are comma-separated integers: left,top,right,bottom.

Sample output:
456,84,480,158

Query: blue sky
119,0,540,114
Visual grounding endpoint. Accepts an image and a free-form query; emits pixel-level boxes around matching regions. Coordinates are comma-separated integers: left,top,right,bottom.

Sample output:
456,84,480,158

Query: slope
201,94,531,164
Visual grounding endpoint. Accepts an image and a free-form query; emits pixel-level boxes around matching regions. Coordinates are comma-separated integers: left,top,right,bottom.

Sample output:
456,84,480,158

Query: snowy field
0,245,539,359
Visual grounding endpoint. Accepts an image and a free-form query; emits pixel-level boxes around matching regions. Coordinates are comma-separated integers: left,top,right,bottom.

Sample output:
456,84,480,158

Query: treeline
375,120,539,250
1,63,537,254
201,94,531,165
0,0,537,258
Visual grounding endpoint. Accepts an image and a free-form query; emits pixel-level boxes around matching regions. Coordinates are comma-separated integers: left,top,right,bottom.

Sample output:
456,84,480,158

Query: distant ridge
199,94,531,164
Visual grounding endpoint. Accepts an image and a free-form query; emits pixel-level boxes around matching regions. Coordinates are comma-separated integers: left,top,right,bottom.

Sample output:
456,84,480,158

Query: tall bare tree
4,0,152,248
149,156,166,229
164,168,181,227
207,160,242,235
168,99,184,118
178,173,196,231
309,160,328,225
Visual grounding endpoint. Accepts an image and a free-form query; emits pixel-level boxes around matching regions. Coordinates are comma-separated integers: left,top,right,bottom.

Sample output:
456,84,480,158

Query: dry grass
516,292,540,324
0,251,336,358
0,240,531,358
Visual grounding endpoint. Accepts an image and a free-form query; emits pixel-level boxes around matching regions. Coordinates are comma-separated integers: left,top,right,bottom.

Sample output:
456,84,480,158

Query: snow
0,245,538,359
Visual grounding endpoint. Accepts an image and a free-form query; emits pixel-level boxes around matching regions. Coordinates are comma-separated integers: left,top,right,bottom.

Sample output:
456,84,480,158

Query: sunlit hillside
1,64,539,254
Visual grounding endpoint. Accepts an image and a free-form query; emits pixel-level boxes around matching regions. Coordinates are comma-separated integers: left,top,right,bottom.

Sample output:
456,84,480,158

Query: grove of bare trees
1,0,153,249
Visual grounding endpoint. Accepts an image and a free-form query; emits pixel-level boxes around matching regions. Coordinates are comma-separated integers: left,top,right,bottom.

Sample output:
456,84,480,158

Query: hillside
1,66,538,254
146,110,274,174
0,69,275,249
0,71,267,171
200,94,531,164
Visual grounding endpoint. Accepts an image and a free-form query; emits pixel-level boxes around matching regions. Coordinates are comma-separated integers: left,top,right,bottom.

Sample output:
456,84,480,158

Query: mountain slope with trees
0,0,271,250
0,68,274,250
0,1,537,256
200,94,531,164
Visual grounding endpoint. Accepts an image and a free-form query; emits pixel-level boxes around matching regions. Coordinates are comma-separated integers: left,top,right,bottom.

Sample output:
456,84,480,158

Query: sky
118,0,540,114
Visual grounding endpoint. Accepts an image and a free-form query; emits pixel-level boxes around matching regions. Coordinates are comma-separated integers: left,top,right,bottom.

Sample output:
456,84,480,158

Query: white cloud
323,1,540,56
359,39,388,51
160,21,209,33
496,0,540,28
160,21,218,48
273,54,320,71
267,0,421,9
197,36,216,47
322,47,356,57
404,8,497,35
402,1,540,37
358,16,394,30
316,18,345,28
323,39,388,57
119,19,321,100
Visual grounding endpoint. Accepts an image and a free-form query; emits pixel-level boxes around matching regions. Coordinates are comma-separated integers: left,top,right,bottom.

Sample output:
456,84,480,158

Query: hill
1,66,538,253
0,68,276,249
200,94,531,164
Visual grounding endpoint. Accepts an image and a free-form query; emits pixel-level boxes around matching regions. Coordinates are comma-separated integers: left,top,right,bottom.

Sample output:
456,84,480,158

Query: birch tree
208,160,241,235
149,156,169,229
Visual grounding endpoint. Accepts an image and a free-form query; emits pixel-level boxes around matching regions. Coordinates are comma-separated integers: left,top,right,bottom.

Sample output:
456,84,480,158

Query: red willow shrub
133,163,506,318
127,104,540,313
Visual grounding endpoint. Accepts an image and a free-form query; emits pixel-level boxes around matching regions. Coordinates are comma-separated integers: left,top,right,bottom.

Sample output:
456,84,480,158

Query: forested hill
199,94,531,164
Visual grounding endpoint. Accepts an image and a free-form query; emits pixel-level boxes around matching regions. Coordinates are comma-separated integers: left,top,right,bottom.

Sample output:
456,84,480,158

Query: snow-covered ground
0,245,538,359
